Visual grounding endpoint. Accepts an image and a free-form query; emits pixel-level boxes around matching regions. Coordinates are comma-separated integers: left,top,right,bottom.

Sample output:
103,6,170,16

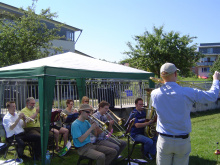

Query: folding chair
3,123,33,159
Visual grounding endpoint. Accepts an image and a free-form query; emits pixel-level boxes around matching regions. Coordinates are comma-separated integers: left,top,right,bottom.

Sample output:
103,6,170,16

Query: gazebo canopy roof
0,52,153,79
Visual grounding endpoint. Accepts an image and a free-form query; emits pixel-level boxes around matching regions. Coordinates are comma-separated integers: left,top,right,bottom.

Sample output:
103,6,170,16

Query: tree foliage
210,56,220,77
122,26,204,77
0,2,63,67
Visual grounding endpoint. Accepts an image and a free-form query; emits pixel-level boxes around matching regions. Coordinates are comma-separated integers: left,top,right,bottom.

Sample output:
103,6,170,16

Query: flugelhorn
24,115,36,123
17,111,36,123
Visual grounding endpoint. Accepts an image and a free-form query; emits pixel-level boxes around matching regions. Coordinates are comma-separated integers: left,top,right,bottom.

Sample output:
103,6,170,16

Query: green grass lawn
1,109,220,165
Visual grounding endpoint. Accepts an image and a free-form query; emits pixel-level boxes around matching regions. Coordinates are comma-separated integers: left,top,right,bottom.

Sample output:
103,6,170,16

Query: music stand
64,113,79,124
50,110,64,160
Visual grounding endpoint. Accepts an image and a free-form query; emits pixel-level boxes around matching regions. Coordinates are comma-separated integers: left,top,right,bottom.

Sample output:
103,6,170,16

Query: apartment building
196,43,220,78
0,2,83,54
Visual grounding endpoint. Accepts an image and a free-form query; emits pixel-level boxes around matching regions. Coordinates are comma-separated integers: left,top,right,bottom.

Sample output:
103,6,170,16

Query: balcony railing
196,62,214,66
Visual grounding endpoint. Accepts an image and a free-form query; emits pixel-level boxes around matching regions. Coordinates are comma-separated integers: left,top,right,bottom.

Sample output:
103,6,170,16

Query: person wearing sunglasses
71,104,117,165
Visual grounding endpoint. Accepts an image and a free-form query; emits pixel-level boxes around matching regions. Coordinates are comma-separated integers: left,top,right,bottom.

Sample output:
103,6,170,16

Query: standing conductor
151,62,220,165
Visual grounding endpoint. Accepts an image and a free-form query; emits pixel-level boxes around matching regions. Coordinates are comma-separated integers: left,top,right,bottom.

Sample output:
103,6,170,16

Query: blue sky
1,0,220,62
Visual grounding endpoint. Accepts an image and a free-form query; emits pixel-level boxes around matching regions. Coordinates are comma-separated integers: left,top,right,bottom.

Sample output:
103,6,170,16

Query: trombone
106,109,135,142
106,109,125,133
150,77,206,90
88,115,121,145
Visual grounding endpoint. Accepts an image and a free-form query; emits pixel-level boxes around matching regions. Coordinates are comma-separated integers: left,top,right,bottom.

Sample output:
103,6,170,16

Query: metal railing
0,79,213,114
0,79,150,112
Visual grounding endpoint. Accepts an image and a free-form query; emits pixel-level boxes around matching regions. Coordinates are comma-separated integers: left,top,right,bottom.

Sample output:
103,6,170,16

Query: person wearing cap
151,62,220,165
71,104,117,165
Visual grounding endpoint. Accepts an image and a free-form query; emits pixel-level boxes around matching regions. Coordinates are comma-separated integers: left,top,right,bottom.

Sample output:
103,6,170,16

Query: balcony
197,62,214,66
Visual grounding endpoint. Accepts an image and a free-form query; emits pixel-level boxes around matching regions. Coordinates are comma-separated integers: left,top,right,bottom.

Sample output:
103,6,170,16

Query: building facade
0,2,82,54
196,43,220,78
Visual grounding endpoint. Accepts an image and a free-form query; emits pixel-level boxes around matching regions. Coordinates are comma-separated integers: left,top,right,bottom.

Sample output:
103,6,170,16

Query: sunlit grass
1,109,220,165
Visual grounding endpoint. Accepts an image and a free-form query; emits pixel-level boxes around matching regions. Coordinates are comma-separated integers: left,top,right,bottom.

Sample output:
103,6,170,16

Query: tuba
144,88,157,138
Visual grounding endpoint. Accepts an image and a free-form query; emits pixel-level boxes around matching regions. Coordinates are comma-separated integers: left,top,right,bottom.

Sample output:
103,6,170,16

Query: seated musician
81,96,96,113
92,101,127,160
51,102,69,152
71,104,117,165
81,96,90,104
62,99,79,133
21,97,53,158
130,98,157,160
3,101,41,160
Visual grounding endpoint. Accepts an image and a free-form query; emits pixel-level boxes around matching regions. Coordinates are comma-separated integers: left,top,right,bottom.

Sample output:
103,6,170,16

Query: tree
122,26,203,77
210,56,220,77
0,2,63,67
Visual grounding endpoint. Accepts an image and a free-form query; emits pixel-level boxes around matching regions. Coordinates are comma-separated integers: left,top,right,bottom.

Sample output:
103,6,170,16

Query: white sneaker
117,155,123,159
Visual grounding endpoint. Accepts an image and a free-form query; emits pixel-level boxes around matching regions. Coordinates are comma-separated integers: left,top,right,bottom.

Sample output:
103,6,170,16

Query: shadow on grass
190,109,220,119
189,155,218,165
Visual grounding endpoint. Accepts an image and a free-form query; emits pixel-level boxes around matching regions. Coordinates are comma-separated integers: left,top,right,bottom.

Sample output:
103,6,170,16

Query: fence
0,79,214,114
0,79,151,113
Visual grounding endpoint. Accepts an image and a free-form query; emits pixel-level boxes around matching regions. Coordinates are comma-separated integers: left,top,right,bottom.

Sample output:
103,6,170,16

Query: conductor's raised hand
213,71,220,80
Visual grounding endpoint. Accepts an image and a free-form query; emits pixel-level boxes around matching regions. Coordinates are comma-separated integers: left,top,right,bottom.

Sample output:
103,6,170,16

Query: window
202,67,210,72
207,48,213,54
66,31,74,41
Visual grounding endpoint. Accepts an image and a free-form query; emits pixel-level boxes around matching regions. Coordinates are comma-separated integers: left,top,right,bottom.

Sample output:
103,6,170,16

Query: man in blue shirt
71,104,117,165
130,98,157,160
151,62,220,165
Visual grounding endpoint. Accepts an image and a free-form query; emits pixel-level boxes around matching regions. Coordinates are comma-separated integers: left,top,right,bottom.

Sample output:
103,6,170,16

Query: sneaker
15,158,23,163
144,153,153,160
117,155,123,159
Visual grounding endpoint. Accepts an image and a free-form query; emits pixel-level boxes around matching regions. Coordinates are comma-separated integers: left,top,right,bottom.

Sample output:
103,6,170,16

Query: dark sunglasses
83,110,91,114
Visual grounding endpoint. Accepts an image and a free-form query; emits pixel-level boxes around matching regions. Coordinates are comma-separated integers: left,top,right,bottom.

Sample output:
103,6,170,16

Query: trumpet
88,115,121,145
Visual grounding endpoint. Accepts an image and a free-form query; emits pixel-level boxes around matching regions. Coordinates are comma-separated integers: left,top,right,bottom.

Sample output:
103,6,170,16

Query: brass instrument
144,88,157,138
60,112,68,118
150,77,206,90
17,111,36,123
106,109,135,143
88,115,121,145
88,115,108,130
106,109,124,132
107,109,123,125
24,115,36,123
